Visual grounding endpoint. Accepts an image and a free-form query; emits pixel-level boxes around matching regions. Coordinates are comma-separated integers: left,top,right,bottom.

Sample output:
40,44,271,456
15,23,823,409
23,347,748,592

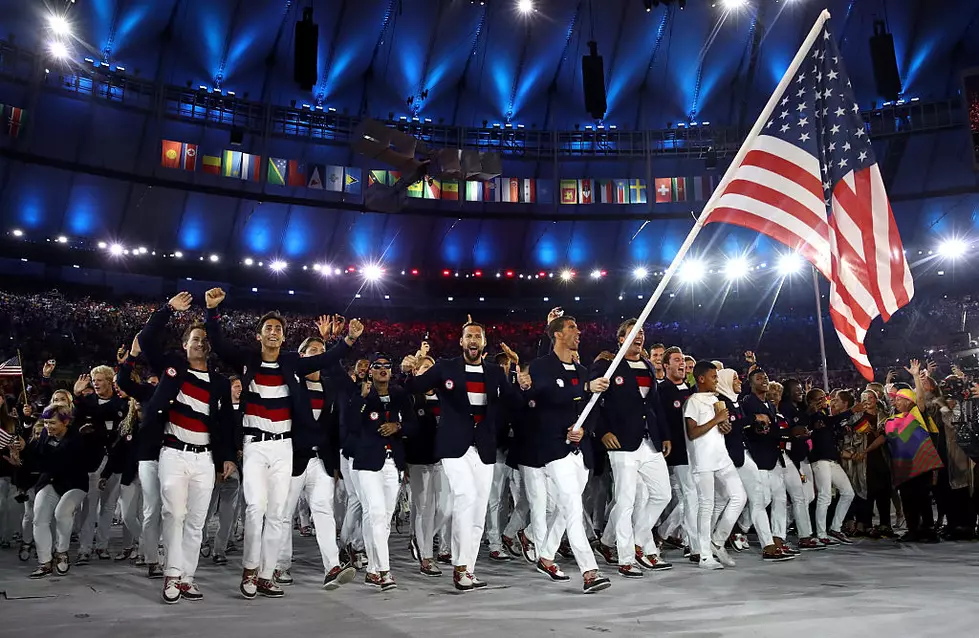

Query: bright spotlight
109,243,124,256
49,40,69,59
560,269,574,281
56,235,68,244
940,238,968,259
720,0,747,9
137,246,147,254
633,267,649,280
174,251,184,259
48,15,71,37
12,229,23,237
363,263,384,282
777,252,804,276
517,0,534,14
97,241,106,248
724,256,750,280
208,254,219,263
679,260,705,284
270,260,287,272
590,269,602,279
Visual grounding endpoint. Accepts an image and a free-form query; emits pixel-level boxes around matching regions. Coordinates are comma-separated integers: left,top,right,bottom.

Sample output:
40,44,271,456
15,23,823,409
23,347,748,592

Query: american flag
0,355,22,377
703,18,913,380
0,428,13,449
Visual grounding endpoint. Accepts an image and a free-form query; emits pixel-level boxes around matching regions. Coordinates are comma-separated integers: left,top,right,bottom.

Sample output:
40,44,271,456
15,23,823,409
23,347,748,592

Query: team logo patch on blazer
614,376,624,386
369,412,380,421
417,409,425,416
444,380,454,390
673,400,681,409
528,400,536,408
166,367,177,378
556,379,564,388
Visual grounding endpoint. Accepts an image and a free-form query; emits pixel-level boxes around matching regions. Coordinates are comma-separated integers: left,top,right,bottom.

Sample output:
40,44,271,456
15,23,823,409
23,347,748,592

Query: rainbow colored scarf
884,406,944,487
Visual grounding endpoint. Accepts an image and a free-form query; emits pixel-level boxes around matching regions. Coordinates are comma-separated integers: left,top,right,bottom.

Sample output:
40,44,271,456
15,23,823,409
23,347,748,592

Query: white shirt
683,392,733,473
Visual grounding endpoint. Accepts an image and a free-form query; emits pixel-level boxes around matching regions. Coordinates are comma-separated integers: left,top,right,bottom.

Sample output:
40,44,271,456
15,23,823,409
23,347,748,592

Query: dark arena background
1,0,979,635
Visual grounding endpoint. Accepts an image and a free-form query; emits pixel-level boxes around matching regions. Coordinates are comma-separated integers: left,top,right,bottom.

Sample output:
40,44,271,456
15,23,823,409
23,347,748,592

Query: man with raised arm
203,288,363,600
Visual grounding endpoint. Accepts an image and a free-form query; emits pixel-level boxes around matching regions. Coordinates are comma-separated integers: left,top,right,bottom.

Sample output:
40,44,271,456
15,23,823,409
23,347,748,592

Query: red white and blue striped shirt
244,361,292,435
165,369,212,446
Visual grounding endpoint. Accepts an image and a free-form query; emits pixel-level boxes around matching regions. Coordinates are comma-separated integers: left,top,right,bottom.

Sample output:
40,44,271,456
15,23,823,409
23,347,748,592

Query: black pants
897,473,935,533
866,465,892,527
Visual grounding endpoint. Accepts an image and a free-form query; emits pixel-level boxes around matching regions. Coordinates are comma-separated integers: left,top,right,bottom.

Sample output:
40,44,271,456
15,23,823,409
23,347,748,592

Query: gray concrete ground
1,533,978,637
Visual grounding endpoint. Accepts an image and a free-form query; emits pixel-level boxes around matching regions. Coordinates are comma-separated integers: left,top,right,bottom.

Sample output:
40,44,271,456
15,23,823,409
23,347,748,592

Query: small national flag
701,17,913,380
267,158,287,186
0,355,22,376
629,179,647,204
407,180,424,198
483,179,500,202
369,169,388,188
654,178,672,203
424,177,441,199
500,177,518,203
599,180,615,204
537,179,554,204
578,179,594,205
465,181,483,201
519,178,537,203
343,167,362,195
692,174,717,202
560,179,578,205
307,164,325,189
162,140,198,171
287,161,306,186
6,106,25,139
614,179,629,204
202,155,221,175
325,165,344,192
241,153,261,182
442,180,460,201
389,171,402,185
672,177,690,202
222,150,242,178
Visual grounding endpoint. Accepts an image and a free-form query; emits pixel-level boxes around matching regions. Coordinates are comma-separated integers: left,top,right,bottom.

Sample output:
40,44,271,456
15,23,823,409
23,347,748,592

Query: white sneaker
712,542,736,568
699,557,724,570
163,576,181,604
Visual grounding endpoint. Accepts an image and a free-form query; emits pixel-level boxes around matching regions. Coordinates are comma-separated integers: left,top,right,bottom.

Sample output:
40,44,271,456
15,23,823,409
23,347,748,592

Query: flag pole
571,9,832,432
16,349,28,406
811,266,831,391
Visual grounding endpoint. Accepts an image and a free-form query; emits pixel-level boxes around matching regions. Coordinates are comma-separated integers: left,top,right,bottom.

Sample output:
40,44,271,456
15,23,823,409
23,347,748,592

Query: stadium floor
1,531,977,637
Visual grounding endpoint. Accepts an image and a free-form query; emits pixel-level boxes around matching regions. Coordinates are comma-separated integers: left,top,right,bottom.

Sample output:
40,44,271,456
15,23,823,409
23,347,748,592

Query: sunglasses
371,362,392,370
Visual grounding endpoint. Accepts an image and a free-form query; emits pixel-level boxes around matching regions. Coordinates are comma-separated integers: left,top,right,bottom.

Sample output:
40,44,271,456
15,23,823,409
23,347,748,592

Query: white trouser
522,465,554,548
605,440,672,564
138,460,162,564
441,446,494,571
279,458,340,573
540,451,597,574
0,477,20,541
695,463,746,558
779,453,812,538
205,466,240,554
583,470,612,539
435,464,453,553
79,461,122,552
118,479,143,549
767,461,790,540
21,488,36,545
503,465,529,540
666,465,699,548
339,455,365,553
484,450,512,552
159,446,215,580
242,438,293,580
355,459,401,573
408,464,439,561
812,459,855,538
33,486,86,564
734,452,775,548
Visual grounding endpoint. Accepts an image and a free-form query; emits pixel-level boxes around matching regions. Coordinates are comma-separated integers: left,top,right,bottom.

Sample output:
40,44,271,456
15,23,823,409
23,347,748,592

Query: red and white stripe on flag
0,355,22,376
700,20,913,380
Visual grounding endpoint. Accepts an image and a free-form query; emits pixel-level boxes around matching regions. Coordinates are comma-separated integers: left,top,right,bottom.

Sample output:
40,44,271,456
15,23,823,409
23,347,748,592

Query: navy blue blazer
523,352,598,469
349,385,417,471
591,357,669,453
205,307,351,451
741,393,783,470
136,306,236,468
402,356,519,465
